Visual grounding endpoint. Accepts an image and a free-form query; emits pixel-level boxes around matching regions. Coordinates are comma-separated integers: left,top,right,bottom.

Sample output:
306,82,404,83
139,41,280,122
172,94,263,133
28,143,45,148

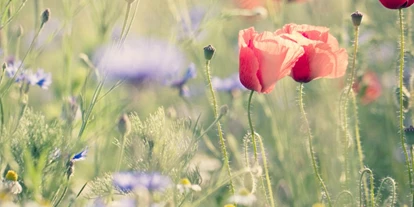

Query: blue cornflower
27,69,52,89
72,147,88,162
169,63,197,88
113,171,172,193
212,73,245,92
93,38,188,85
5,59,22,79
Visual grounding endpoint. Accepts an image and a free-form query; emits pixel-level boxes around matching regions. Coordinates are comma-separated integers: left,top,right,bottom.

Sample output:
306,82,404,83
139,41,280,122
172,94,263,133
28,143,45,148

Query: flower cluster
5,59,52,89
239,24,348,93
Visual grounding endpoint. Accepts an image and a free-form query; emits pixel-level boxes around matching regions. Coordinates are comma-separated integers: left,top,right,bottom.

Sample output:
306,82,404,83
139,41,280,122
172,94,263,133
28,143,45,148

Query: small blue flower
5,59,22,79
212,73,245,92
169,63,197,88
27,69,52,89
72,147,88,161
113,171,172,193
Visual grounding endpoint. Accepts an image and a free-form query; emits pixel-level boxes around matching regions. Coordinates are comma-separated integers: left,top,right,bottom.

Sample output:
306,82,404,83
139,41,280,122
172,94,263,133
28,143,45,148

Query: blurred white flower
176,178,201,193
228,188,256,206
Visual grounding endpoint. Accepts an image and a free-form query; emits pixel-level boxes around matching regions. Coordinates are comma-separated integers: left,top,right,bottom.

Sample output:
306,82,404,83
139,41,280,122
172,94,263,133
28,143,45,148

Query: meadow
0,0,413,206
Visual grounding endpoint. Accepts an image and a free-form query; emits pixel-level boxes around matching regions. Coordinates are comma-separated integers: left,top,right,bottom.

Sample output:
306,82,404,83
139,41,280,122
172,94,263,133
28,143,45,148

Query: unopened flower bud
118,114,131,136
16,25,23,38
351,11,363,27
405,125,414,145
41,8,51,25
203,45,215,61
219,105,229,116
395,86,411,113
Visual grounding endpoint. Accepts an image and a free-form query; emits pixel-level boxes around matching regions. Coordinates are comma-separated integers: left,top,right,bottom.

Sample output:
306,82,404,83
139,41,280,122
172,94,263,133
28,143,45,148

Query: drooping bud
203,45,215,61
41,8,51,25
405,125,414,145
118,114,131,136
219,105,229,116
16,25,24,38
395,86,411,113
351,11,363,27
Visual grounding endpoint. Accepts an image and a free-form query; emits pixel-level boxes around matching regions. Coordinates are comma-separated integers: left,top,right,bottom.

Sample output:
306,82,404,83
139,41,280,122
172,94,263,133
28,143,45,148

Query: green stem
120,2,131,41
375,177,396,207
398,8,414,204
248,90,258,162
351,92,368,202
257,135,275,207
298,83,332,206
116,134,127,171
54,180,69,207
360,168,375,207
205,60,234,195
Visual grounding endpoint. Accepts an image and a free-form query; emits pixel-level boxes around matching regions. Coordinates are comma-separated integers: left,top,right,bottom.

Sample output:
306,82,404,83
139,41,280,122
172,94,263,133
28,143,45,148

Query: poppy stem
204,60,235,195
247,90,275,207
398,8,414,204
359,168,375,207
248,90,258,162
298,83,332,206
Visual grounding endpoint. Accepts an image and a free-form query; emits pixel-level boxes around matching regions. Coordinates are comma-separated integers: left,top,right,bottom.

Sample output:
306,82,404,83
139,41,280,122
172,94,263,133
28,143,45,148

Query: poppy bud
219,105,229,116
351,11,363,27
395,86,411,113
41,9,51,25
16,25,23,38
118,114,131,136
204,45,215,61
405,125,414,145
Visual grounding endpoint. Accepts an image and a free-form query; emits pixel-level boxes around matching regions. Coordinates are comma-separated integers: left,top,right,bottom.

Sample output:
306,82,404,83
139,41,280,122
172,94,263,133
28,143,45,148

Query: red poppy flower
239,27,304,93
275,24,348,83
379,0,414,9
353,71,382,104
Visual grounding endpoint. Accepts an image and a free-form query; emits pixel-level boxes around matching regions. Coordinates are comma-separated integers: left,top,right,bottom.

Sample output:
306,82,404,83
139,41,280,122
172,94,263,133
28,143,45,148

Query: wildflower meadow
0,0,414,206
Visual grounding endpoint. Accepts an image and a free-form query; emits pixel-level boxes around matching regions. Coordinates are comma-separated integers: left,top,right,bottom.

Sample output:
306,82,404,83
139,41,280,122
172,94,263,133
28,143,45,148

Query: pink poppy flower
239,27,304,93
275,24,348,83
379,0,414,9
353,71,382,105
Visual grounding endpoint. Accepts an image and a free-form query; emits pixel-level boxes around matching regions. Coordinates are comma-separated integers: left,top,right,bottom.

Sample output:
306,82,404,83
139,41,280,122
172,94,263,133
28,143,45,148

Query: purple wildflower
113,172,172,193
93,38,188,85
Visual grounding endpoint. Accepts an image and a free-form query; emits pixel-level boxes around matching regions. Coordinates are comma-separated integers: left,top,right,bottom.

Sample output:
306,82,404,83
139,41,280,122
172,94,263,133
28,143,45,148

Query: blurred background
0,0,413,206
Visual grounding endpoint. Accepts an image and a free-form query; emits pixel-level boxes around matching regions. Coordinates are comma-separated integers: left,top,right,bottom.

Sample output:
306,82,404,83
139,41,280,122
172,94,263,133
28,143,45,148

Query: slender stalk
248,90,258,162
298,83,332,206
116,135,127,171
340,23,360,187
351,92,368,202
204,60,234,195
119,2,132,41
257,135,275,207
360,168,375,207
398,9,414,205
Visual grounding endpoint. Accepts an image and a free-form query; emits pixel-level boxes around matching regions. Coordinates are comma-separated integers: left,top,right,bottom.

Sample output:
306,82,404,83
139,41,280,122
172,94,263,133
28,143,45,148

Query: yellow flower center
179,178,191,186
312,203,325,207
239,188,251,196
224,205,236,207
5,170,18,181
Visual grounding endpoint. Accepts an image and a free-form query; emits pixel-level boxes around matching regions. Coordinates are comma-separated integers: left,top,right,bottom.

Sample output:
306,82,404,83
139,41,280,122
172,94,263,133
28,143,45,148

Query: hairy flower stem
398,9,414,205
247,90,275,207
205,60,235,195
248,90,258,161
298,84,332,206
360,168,375,207
339,23,360,188
351,92,368,201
